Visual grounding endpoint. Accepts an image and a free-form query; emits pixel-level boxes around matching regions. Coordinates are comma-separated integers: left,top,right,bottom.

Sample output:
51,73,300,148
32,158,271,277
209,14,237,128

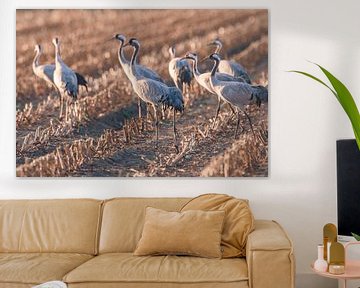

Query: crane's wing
59,68,78,99
135,79,184,112
42,65,55,84
137,65,164,83
75,72,88,92
219,60,252,84
218,82,254,107
135,79,167,104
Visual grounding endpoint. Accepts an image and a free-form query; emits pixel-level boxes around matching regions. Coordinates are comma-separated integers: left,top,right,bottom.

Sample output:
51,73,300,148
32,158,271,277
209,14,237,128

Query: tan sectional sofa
0,198,295,288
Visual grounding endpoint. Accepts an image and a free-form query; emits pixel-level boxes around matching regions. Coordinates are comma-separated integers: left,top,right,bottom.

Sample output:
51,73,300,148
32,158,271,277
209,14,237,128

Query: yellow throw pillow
181,194,254,258
134,207,225,258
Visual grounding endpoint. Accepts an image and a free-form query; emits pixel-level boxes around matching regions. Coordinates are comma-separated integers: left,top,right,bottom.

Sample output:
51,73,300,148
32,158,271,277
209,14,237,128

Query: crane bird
110,34,164,83
33,44,88,119
168,46,193,94
181,52,246,124
205,53,268,138
125,38,184,152
208,39,252,84
110,34,164,123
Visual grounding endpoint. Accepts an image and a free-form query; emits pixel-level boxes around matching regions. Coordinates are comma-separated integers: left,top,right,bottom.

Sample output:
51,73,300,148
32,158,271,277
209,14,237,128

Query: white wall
1,0,360,287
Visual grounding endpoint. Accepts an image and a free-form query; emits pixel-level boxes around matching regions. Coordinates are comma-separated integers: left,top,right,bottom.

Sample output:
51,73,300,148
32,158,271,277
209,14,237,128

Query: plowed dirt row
16,9,268,177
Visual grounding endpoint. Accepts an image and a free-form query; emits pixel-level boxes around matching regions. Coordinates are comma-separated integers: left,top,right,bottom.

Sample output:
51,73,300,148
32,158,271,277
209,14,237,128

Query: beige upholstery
68,283,249,288
64,253,248,285
181,194,254,258
134,207,225,258
0,198,295,288
0,199,102,254
0,284,33,288
99,198,189,253
246,220,295,288
0,253,93,285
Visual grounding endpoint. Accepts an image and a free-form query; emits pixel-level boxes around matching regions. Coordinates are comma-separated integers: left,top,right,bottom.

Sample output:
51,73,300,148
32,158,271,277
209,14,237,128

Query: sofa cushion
181,194,254,258
134,207,225,258
99,198,190,253
63,253,248,285
0,253,93,285
0,199,102,254
68,282,249,288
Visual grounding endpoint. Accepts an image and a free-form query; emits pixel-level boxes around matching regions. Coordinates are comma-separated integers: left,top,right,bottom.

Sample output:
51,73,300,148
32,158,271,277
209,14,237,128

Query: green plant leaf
288,70,337,99
351,232,360,241
316,64,360,150
289,65,360,150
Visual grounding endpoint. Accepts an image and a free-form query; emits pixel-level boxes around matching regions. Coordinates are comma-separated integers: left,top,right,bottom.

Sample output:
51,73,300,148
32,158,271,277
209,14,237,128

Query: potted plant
290,64,360,241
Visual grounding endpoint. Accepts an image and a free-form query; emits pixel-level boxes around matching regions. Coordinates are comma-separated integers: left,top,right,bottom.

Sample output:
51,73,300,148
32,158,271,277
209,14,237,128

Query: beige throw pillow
181,194,255,258
134,207,225,258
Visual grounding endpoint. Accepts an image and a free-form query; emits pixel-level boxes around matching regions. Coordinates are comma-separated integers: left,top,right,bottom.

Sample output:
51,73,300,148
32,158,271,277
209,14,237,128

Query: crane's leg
212,97,221,128
74,101,79,122
228,103,236,116
64,97,69,122
138,98,144,131
153,104,159,145
173,109,179,154
59,94,64,120
243,110,255,137
161,105,166,120
234,111,241,139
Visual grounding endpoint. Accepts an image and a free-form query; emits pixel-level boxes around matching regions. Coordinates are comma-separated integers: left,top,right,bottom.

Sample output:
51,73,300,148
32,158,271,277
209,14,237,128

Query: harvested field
16,9,269,177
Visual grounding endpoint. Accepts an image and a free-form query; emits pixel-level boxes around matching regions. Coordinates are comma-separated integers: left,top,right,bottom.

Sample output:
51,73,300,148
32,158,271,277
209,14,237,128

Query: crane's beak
106,36,116,43
207,42,215,46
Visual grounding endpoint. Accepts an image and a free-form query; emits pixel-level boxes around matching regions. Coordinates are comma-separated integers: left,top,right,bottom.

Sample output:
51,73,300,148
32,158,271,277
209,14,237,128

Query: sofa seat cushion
0,253,93,285
64,253,248,285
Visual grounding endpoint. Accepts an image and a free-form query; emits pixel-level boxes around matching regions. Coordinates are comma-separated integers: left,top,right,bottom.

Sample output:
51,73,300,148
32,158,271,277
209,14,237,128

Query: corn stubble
16,10,268,177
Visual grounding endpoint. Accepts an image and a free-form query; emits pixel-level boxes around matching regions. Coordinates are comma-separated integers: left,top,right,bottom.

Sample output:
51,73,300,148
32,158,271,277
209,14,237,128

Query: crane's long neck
191,58,201,78
215,43,222,54
55,44,63,66
130,45,139,77
118,41,128,67
211,58,220,76
33,50,41,71
169,48,175,59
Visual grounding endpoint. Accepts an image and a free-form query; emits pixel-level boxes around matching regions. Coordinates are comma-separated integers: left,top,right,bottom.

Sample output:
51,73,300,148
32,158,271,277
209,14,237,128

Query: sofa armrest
246,220,295,288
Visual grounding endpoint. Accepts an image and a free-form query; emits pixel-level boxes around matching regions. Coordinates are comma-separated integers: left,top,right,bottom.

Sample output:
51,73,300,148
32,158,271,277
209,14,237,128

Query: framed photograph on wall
16,9,269,177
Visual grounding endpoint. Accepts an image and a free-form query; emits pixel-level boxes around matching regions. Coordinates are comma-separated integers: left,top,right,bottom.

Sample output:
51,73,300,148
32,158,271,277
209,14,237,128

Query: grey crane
206,53,268,138
33,44,88,119
168,46,193,94
181,52,246,124
208,39,252,84
111,34,164,83
52,37,81,122
125,38,184,152
111,34,164,122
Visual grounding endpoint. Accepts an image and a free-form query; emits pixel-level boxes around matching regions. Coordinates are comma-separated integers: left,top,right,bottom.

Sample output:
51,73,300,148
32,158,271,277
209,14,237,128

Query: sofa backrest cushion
99,198,189,253
0,199,102,254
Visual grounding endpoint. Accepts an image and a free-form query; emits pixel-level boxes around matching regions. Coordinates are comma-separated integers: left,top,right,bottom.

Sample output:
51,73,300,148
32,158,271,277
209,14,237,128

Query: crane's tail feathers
179,65,193,86
75,72,88,92
251,85,268,107
65,83,78,101
239,72,251,84
161,87,184,113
